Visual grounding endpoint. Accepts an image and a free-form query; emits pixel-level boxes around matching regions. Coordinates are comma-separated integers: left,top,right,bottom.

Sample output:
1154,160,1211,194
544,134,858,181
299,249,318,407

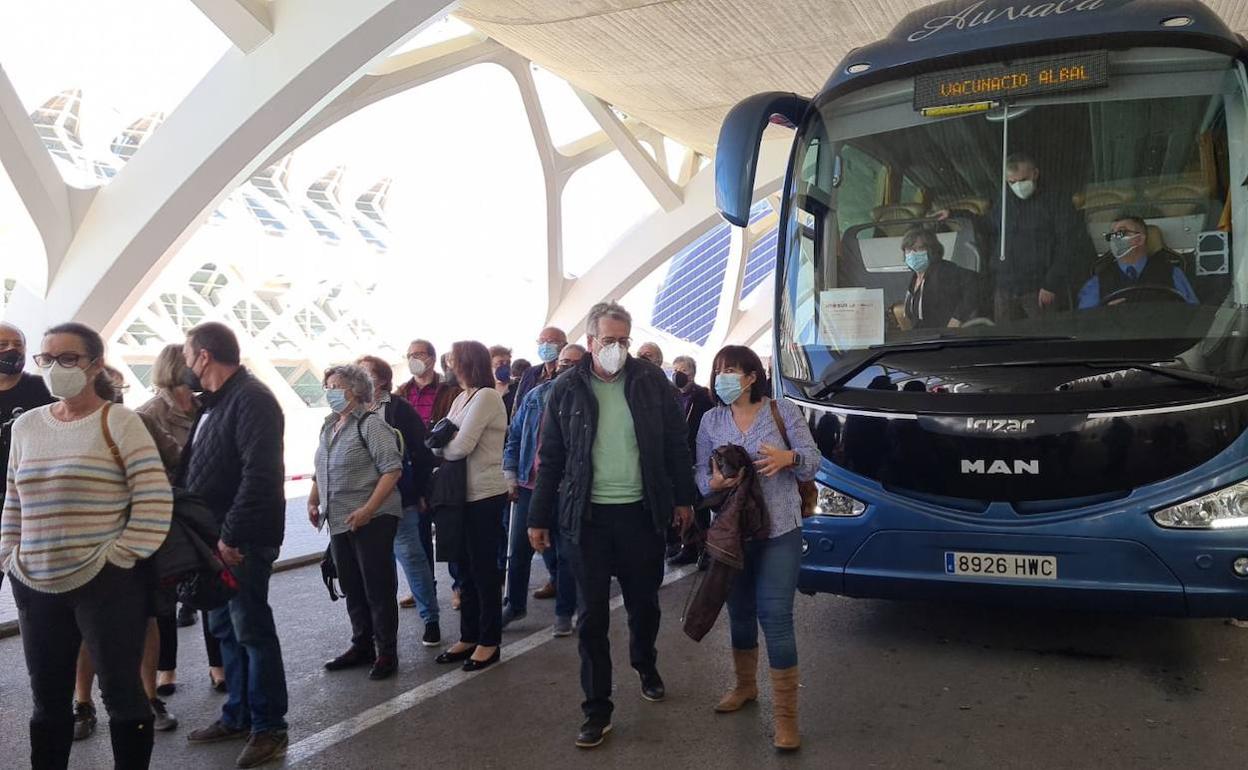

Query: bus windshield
780,47,1248,398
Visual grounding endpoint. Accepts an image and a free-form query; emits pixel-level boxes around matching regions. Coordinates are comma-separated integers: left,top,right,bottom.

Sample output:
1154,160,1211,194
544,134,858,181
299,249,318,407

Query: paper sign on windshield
818,288,885,351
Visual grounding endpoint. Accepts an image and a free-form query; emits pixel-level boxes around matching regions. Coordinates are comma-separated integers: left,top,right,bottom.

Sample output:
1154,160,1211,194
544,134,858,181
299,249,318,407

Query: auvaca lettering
909,0,1106,42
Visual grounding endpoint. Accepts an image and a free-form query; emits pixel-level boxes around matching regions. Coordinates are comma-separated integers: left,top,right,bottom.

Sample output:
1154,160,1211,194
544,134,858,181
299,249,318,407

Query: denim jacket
503,380,550,488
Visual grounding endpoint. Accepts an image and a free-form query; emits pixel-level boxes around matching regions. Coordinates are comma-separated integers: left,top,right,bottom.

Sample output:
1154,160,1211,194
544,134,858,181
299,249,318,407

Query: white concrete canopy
13,0,456,338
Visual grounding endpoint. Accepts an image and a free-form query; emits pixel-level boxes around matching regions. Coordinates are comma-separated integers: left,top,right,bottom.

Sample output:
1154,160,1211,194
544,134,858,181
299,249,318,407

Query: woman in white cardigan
432,340,509,672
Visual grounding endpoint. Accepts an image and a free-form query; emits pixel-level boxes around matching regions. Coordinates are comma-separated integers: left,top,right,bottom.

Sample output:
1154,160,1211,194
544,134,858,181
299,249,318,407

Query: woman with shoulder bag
430,341,509,672
308,364,405,681
694,345,819,751
2,322,173,769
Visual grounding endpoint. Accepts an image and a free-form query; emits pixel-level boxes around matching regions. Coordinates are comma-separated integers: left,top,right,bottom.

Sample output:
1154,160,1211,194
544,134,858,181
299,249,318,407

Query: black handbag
320,545,340,601
175,528,239,611
428,458,467,562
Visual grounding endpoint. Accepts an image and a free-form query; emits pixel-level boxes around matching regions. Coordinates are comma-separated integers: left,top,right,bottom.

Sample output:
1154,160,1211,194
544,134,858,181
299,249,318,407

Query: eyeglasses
408,351,434,361
34,352,94,368
1104,230,1143,242
597,337,632,348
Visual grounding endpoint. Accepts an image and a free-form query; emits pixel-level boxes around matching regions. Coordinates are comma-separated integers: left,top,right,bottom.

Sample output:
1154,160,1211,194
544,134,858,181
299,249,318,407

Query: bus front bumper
798,527,1248,618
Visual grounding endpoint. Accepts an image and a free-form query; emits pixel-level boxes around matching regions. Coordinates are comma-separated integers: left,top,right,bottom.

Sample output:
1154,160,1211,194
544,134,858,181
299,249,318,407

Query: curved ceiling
455,0,1248,154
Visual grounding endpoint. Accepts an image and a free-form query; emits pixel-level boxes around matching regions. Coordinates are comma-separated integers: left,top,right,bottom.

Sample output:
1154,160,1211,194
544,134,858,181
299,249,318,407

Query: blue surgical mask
495,364,511,384
715,372,745,404
905,250,930,273
537,342,560,363
325,388,349,413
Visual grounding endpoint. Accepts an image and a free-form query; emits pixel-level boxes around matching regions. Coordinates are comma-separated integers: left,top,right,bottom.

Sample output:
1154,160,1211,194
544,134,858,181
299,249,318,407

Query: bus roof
822,0,1242,101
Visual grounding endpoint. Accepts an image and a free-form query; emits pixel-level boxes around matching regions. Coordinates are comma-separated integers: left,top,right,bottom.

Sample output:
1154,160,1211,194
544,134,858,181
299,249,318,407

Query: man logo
961,459,1040,475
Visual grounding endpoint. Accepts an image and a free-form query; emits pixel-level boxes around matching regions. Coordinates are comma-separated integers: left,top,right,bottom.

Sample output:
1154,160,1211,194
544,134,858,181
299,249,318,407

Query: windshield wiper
958,358,1247,391
812,335,1075,398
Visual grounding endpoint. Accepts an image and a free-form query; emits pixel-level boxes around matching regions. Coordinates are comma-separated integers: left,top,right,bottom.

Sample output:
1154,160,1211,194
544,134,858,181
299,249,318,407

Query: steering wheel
1099,284,1189,306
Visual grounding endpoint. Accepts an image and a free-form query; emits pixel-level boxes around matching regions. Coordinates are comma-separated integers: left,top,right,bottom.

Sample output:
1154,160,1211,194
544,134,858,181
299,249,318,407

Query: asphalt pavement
2,554,1248,769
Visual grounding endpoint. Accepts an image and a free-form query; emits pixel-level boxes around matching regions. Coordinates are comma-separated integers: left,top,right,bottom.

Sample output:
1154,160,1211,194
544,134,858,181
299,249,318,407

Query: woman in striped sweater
0,322,173,770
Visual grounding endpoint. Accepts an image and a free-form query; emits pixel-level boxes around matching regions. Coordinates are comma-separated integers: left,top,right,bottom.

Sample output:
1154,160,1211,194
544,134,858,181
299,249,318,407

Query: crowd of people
0,299,819,768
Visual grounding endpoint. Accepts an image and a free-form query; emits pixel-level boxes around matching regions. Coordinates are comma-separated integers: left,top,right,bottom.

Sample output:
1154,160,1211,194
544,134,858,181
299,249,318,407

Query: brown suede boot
770,666,800,750
714,647,759,713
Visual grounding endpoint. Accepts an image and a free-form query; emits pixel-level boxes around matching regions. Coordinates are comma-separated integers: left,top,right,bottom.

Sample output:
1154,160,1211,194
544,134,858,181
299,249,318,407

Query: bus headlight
1152,481,1248,529
814,484,866,517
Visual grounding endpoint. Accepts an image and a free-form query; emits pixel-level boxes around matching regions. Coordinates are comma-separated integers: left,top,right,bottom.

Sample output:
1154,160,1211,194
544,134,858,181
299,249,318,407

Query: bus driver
1075,215,1198,309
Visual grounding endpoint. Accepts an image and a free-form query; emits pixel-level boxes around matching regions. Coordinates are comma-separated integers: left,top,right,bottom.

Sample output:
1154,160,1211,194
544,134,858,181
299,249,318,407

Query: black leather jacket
528,355,697,544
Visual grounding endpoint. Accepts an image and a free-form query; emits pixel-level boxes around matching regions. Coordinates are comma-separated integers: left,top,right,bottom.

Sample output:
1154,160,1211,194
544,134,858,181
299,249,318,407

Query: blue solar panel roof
651,200,774,345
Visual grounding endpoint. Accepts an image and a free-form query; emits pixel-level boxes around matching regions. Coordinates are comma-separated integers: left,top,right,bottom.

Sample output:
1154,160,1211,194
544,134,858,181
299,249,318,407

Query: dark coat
680,384,715,457
528,355,698,544
379,395,435,506
980,185,1095,295
178,368,285,549
699,444,769,570
904,259,982,329
684,444,768,642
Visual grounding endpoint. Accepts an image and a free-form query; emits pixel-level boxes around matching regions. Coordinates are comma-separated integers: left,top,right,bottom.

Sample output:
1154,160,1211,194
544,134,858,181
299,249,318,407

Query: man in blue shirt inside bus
1077,214,1198,309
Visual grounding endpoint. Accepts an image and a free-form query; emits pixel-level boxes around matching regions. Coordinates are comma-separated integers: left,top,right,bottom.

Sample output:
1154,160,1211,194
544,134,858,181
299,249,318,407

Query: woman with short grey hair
308,364,405,680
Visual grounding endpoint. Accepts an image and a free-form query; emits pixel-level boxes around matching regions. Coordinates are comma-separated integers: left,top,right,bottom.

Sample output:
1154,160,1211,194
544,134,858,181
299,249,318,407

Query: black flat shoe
434,646,476,664
155,683,177,697
639,669,666,702
210,676,227,693
462,648,500,672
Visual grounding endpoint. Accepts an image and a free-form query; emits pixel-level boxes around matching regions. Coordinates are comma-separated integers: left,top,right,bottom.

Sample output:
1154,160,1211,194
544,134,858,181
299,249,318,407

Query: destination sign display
914,51,1108,110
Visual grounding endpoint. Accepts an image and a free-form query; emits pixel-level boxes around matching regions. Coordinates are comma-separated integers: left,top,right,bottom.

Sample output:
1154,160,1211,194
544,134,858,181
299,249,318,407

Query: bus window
780,46,1248,394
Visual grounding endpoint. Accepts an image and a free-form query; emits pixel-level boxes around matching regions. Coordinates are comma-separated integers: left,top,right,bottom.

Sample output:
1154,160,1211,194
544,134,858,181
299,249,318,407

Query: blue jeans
208,545,289,734
394,506,439,623
506,488,575,617
725,527,801,670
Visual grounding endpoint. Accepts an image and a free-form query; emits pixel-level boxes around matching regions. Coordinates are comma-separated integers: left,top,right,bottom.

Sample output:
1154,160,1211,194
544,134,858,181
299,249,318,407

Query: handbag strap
100,403,126,475
768,399,793,452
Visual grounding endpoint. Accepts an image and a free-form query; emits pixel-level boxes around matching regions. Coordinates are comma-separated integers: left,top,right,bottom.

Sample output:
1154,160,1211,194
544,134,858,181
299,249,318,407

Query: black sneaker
72,701,97,741
150,698,178,731
422,622,442,647
639,670,666,702
575,718,612,749
667,545,700,566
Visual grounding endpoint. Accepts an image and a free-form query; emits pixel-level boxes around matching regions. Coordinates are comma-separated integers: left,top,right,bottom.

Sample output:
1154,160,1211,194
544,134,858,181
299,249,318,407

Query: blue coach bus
715,0,1248,615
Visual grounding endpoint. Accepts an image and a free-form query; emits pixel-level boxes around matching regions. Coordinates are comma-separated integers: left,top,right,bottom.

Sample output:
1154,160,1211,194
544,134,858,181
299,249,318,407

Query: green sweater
589,374,643,504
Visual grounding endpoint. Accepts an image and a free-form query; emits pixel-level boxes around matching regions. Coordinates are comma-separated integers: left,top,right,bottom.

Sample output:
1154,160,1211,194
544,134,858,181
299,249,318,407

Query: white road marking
286,563,698,765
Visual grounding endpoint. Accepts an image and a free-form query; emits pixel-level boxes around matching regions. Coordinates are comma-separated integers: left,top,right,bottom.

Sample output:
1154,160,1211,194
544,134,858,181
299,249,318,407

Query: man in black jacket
668,355,714,566
178,322,289,769
527,302,697,749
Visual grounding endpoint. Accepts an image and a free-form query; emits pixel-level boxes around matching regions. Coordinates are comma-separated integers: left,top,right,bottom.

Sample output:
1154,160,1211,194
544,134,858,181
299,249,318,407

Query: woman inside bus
897,226,982,329
695,345,820,751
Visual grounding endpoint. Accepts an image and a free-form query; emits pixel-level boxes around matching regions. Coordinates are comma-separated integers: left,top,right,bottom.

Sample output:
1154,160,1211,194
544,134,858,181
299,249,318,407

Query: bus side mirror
715,92,810,227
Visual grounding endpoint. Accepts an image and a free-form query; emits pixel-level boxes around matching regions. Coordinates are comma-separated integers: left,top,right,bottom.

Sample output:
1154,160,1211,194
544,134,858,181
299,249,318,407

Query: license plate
945,551,1057,580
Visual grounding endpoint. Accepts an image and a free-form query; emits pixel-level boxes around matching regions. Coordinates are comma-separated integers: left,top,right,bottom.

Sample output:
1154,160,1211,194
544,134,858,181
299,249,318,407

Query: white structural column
0,66,95,282
24,0,456,338
575,87,682,212
546,138,792,340
699,223,751,360
189,0,274,53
